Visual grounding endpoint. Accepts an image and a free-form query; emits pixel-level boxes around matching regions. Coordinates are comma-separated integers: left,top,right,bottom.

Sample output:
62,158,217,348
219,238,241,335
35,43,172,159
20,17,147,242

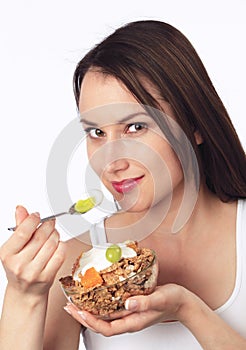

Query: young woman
0,20,245,350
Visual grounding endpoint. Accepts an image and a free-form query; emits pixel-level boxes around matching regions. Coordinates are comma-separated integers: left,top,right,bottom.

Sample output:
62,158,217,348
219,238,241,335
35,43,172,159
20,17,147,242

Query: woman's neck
106,183,235,244
150,184,234,240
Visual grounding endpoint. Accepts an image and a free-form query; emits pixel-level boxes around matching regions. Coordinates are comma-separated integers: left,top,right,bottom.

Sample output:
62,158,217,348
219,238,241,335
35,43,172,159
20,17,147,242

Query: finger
64,305,97,332
66,299,160,336
125,287,164,313
64,303,98,331
18,220,56,261
31,229,60,271
41,240,66,281
66,305,136,336
125,295,150,312
21,237,65,287
15,205,29,226
89,308,164,335
2,212,41,255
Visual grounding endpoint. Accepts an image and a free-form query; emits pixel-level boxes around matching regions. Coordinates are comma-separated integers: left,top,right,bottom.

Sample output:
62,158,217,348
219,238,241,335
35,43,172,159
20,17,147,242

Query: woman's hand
0,206,66,350
64,284,189,336
64,283,246,349
0,205,65,296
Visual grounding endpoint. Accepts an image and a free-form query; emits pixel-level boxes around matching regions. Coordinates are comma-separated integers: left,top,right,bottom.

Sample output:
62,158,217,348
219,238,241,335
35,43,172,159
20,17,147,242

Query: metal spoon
8,189,103,231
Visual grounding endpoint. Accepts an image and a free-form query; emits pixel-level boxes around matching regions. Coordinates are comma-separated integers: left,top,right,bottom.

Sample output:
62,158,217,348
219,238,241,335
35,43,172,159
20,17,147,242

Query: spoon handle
7,189,103,231
40,211,69,223
7,211,68,231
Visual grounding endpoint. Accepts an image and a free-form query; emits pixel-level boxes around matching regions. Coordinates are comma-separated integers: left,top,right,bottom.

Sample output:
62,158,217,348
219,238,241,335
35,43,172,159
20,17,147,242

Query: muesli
59,241,158,318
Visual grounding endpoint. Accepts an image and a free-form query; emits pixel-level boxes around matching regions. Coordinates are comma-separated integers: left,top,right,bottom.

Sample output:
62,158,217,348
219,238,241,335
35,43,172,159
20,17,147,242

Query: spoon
8,189,103,231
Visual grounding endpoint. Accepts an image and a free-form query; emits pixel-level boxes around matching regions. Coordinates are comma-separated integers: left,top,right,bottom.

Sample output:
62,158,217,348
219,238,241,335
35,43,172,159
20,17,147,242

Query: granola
59,242,158,318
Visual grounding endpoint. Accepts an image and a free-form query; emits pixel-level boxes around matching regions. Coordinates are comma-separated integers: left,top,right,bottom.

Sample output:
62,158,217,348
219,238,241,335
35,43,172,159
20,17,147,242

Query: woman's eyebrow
80,118,98,126
80,112,149,126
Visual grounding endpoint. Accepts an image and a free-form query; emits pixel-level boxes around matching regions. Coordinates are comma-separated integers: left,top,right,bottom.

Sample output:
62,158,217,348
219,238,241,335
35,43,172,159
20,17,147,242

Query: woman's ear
194,130,203,145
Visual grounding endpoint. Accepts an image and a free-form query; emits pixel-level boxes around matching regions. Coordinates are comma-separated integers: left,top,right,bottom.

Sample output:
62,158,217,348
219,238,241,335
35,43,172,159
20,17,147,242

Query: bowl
59,249,158,320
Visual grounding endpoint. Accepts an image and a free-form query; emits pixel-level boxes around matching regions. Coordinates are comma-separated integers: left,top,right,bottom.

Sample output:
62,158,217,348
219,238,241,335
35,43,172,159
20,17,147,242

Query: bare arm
180,289,246,350
0,286,49,350
0,206,88,350
43,238,88,350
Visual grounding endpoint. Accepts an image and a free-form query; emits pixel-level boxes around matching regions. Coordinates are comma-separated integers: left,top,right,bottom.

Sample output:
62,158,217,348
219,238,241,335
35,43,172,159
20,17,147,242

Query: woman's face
79,71,184,213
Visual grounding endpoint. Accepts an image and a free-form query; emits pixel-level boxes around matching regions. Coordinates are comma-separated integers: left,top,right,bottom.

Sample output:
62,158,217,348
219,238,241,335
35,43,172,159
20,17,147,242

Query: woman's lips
111,176,144,194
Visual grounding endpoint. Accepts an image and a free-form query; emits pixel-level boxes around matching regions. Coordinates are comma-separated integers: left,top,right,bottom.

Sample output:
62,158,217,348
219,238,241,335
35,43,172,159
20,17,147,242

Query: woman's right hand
0,205,65,297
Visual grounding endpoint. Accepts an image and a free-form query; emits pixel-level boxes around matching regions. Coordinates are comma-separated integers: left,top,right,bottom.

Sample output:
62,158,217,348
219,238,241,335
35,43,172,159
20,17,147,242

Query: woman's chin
117,199,152,214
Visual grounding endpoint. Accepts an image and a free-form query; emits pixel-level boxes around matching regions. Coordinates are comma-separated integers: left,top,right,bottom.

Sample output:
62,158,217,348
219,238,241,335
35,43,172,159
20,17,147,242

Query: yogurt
73,243,137,281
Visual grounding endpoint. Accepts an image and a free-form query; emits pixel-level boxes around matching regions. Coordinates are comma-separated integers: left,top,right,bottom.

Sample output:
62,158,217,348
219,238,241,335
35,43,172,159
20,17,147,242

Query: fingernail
78,311,87,320
63,306,72,315
125,299,138,311
33,212,40,218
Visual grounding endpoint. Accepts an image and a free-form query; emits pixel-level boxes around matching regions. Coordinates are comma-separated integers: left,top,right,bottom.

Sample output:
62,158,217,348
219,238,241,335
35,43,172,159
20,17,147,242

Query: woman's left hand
64,283,246,349
64,283,190,336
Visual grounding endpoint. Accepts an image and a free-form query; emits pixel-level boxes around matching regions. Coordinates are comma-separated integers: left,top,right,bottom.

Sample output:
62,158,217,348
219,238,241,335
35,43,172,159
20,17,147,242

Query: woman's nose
105,158,129,174
103,138,131,174
89,139,131,176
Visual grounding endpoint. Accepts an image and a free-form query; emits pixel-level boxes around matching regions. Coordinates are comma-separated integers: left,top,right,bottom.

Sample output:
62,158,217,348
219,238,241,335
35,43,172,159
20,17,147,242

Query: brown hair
73,20,246,201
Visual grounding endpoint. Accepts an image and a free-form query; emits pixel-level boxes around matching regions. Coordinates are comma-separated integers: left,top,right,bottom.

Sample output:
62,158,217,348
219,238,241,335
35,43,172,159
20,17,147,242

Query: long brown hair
73,20,246,201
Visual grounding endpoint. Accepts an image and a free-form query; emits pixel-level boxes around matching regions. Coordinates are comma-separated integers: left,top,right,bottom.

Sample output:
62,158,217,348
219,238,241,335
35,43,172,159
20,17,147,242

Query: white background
0,0,245,328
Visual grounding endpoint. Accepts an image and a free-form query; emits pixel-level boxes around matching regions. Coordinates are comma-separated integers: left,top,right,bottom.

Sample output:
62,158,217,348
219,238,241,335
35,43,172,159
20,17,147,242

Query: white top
80,200,246,350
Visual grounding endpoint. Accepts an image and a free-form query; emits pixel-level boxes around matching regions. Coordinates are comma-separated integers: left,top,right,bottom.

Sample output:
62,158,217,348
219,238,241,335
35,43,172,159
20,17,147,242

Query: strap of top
89,219,108,245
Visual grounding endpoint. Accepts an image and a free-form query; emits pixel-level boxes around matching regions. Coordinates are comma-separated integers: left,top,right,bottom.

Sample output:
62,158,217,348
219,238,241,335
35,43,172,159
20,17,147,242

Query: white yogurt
73,243,137,281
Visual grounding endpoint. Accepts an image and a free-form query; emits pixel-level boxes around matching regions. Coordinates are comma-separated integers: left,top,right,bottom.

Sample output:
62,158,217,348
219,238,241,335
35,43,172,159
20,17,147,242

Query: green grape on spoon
8,189,103,231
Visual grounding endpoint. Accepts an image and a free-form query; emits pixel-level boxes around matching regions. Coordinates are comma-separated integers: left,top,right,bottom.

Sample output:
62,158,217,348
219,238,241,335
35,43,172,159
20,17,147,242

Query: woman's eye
126,123,147,133
85,128,105,138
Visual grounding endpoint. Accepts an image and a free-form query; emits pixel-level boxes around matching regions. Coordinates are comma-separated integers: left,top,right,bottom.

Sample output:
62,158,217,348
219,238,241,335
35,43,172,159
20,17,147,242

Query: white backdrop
0,0,245,327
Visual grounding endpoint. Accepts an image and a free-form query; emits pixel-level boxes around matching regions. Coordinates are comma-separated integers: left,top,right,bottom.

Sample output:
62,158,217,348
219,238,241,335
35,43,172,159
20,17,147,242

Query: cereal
59,244,158,318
